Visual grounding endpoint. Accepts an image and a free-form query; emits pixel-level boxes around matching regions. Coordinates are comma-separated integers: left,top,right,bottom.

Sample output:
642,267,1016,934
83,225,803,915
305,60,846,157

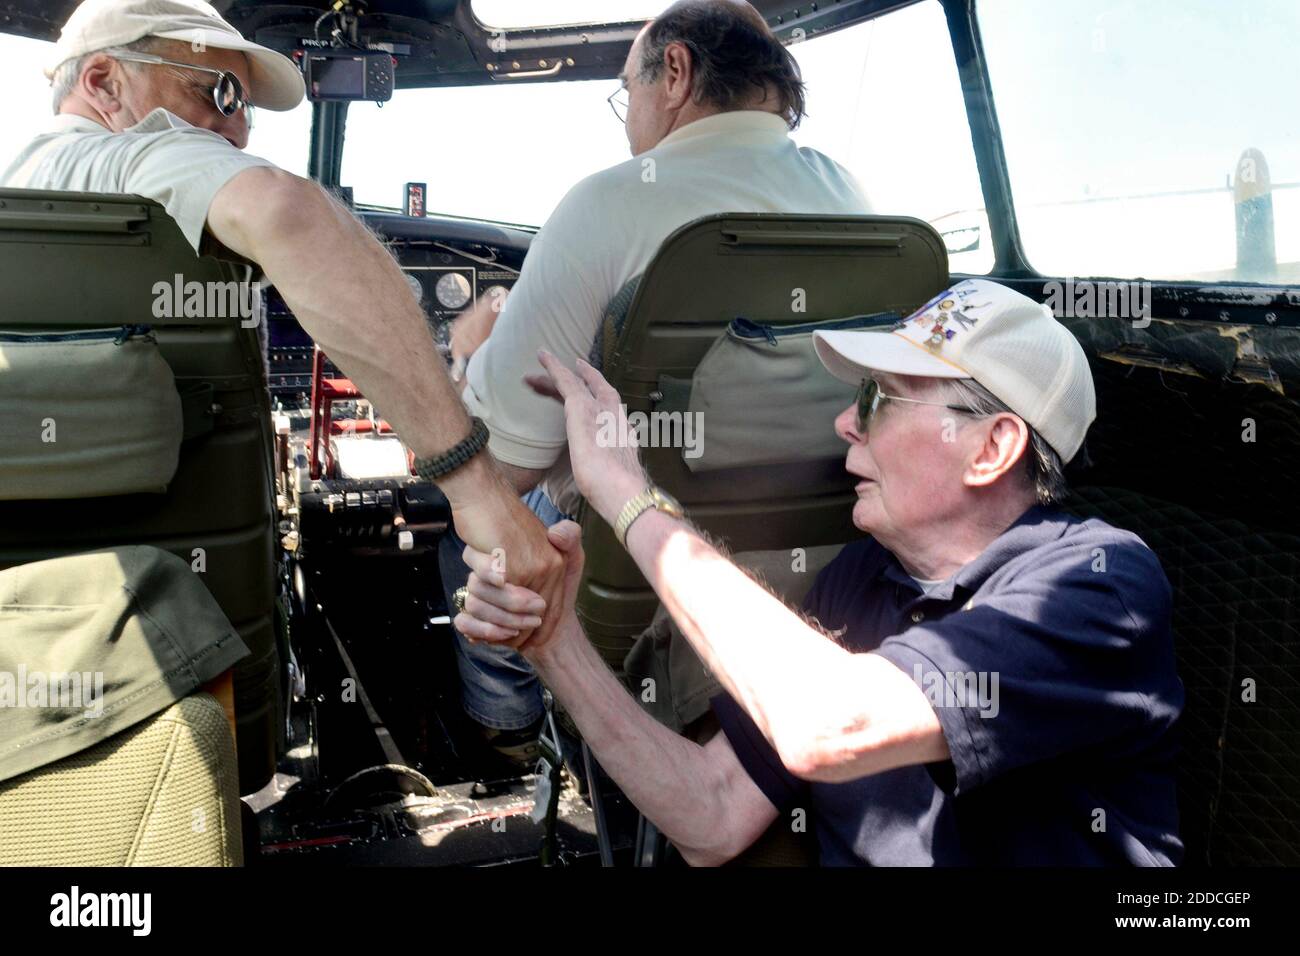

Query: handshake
447,350,651,652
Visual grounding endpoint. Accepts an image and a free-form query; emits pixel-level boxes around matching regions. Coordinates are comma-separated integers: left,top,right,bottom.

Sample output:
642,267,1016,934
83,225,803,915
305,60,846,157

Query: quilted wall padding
1066,342,1300,540
0,694,242,866
1066,487,1300,866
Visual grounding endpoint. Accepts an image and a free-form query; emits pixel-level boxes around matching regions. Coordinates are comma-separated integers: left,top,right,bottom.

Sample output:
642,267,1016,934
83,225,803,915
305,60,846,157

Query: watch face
650,487,684,516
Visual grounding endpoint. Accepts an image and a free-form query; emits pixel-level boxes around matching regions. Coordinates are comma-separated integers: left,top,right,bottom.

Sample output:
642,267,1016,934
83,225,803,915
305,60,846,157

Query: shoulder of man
537,151,658,237
994,509,1173,635
792,144,873,210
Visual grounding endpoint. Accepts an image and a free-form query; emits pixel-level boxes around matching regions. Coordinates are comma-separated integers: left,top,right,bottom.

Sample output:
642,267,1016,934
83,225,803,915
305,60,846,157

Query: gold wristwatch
614,485,685,548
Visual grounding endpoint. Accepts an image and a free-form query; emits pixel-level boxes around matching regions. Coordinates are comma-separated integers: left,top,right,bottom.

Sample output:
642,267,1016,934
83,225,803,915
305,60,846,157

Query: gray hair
943,378,1071,506
636,0,807,128
50,35,174,113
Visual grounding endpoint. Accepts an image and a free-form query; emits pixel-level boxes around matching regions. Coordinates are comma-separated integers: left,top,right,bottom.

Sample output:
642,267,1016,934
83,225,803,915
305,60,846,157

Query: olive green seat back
0,694,243,866
576,213,949,670
0,188,281,794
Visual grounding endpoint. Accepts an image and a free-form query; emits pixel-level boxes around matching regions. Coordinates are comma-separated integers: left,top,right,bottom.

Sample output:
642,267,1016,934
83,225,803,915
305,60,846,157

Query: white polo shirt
462,109,871,514
2,109,274,253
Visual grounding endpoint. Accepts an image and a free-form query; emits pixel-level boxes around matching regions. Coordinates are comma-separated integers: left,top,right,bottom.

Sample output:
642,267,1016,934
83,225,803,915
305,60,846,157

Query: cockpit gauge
435,272,473,310
405,272,425,304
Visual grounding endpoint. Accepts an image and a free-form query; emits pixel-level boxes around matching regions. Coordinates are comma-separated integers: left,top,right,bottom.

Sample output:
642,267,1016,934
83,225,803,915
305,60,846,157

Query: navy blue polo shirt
711,505,1185,866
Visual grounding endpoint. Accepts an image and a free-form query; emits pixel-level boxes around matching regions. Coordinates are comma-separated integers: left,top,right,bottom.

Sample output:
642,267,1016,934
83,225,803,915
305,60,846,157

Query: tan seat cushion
0,693,242,866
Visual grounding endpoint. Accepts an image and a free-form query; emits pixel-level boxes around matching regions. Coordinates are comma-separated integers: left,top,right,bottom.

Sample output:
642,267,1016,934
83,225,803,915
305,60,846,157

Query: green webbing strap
590,274,643,371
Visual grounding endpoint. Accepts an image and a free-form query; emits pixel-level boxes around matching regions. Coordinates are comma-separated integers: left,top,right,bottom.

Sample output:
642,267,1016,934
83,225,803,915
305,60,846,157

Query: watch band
614,485,683,548
412,417,490,482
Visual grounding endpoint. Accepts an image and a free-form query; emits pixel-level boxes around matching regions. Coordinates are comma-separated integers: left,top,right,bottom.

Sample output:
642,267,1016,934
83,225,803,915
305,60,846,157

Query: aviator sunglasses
855,378,980,433
104,48,253,123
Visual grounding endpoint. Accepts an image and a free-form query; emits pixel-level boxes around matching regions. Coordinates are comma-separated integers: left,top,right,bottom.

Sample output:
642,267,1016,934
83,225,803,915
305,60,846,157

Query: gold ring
452,586,468,613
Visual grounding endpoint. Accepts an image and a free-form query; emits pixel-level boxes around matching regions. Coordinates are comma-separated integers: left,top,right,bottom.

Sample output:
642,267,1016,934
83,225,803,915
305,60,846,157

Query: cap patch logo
898,281,993,351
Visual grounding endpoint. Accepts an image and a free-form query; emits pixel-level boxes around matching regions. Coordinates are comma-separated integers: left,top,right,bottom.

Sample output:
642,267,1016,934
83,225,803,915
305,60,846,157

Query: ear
77,53,125,115
962,413,1029,489
660,40,694,109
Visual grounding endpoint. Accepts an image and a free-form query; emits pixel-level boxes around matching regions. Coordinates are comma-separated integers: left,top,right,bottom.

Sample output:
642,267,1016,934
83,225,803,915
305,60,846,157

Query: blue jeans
438,487,567,731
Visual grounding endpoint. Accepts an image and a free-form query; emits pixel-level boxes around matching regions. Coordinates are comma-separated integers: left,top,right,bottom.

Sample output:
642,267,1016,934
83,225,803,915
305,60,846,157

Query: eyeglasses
104,48,253,124
607,84,629,123
855,378,979,434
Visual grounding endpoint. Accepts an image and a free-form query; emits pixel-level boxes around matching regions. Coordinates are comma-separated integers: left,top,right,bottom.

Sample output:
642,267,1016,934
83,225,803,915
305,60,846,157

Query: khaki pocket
0,326,182,499
684,312,897,473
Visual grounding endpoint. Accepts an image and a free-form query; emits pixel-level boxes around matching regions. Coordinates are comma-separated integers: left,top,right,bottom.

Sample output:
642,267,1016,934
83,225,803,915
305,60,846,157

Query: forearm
528,619,737,860
208,169,487,504
621,510,869,774
493,457,546,496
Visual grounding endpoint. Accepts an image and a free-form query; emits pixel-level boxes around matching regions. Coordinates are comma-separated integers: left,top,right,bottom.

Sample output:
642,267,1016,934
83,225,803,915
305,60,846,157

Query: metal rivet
1265,312,1277,324
911,610,924,623
539,59,547,67
1178,306,1189,317
1219,310,1230,321
511,61,520,69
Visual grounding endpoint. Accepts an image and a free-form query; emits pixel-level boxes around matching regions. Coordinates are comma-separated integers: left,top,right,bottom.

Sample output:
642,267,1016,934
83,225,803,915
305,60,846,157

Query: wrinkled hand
523,349,647,526
447,477,564,649
449,290,507,380
454,520,585,655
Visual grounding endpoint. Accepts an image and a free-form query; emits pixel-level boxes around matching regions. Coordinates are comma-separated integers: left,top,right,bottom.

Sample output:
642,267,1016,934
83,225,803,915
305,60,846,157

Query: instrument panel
265,237,521,403
395,246,519,360
265,216,529,557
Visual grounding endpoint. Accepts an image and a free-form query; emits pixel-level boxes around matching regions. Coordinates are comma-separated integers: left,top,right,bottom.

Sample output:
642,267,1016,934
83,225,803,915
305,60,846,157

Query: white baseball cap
813,278,1096,463
47,0,305,111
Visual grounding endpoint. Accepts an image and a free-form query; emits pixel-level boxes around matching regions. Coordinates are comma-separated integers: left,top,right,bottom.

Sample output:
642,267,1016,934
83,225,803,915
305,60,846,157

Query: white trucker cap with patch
47,0,304,110
813,278,1096,463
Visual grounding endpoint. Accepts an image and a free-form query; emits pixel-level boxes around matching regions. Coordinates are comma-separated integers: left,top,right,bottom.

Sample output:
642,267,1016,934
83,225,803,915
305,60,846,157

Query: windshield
344,0,992,278
0,32,313,178
472,1,667,28
980,0,1300,282
341,81,632,226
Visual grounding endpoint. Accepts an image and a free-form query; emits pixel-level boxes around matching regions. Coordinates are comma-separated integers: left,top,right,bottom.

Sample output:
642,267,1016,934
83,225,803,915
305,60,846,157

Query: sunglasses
104,48,253,122
855,378,979,433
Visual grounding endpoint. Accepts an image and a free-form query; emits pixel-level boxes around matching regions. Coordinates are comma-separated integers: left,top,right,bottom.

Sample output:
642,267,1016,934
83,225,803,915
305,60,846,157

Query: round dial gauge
404,272,424,304
482,285,510,313
435,272,473,310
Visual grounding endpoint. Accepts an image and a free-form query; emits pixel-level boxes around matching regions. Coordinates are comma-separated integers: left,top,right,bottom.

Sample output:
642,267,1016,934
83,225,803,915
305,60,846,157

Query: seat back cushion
0,694,242,866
